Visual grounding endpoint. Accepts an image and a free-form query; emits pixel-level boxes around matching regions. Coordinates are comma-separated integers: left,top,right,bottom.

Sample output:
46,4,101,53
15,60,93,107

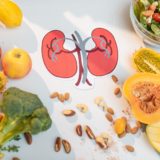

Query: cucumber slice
151,24,160,36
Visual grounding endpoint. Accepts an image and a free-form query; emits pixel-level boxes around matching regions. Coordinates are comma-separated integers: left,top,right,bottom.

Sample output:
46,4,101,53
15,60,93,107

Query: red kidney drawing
41,28,118,86
42,30,77,78
87,28,118,76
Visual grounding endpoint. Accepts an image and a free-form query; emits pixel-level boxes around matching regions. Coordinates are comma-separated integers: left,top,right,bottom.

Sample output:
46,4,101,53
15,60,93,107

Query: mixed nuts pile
50,74,140,156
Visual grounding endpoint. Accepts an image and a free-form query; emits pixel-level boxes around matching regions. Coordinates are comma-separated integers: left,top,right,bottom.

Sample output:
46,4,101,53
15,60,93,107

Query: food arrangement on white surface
0,0,160,160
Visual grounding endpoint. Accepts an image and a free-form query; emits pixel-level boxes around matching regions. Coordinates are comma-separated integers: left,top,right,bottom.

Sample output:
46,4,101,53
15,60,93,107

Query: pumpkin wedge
123,73,160,124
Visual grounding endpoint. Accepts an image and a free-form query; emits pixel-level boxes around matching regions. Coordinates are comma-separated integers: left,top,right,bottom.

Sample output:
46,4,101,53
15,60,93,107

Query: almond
50,92,59,99
24,132,32,145
130,126,139,134
107,107,114,115
125,145,135,152
105,113,113,122
76,125,82,137
62,110,76,116
58,94,65,102
62,139,71,153
64,92,70,101
85,125,95,139
111,75,118,83
126,123,131,133
114,87,121,95
54,137,61,152
118,131,126,138
12,157,20,160
136,121,141,129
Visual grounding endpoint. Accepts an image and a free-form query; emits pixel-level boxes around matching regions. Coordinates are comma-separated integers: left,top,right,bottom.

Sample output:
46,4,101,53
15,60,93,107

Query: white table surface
0,0,160,160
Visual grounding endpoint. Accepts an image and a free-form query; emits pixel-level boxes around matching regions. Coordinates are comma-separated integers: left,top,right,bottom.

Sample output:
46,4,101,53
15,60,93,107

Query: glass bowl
130,0,160,48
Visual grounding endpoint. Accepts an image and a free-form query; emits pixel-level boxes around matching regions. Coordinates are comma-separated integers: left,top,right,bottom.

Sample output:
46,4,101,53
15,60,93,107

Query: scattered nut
105,113,113,122
58,94,65,102
98,101,106,107
24,132,32,145
64,92,70,101
125,145,135,152
130,126,139,134
118,131,126,138
62,139,71,153
75,125,82,137
62,110,76,116
114,87,121,95
95,136,108,149
107,107,114,115
54,137,61,152
111,75,118,83
12,157,20,160
94,97,104,105
76,104,88,113
126,123,131,133
50,92,59,99
85,125,95,139
136,121,141,129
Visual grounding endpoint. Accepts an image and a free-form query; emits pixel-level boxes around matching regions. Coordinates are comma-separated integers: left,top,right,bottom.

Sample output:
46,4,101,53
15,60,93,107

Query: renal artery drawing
42,28,118,86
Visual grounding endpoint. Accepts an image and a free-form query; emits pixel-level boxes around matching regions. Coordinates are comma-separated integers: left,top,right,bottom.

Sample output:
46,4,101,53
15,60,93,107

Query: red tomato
153,13,160,22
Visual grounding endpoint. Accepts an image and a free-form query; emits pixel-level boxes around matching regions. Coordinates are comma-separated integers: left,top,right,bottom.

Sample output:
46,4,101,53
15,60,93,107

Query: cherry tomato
153,13,160,22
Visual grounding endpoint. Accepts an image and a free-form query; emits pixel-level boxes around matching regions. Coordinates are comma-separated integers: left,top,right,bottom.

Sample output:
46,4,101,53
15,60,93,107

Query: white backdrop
0,0,159,160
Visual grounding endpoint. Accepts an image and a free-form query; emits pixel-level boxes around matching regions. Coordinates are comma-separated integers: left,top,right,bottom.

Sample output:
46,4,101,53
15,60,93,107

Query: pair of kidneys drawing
42,28,118,86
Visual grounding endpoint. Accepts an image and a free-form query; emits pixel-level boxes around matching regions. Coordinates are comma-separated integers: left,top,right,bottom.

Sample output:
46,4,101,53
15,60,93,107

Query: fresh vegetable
146,121,160,152
0,0,23,28
123,72,160,124
2,48,32,79
153,13,160,22
0,87,52,146
134,0,160,36
0,145,20,152
133,48,160,73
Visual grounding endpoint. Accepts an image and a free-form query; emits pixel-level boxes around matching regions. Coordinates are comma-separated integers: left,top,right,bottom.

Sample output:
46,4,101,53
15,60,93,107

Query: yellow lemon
0,0,23,28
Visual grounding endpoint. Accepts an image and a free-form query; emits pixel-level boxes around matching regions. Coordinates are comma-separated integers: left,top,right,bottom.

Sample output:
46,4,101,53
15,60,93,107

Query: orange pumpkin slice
123,73,160,124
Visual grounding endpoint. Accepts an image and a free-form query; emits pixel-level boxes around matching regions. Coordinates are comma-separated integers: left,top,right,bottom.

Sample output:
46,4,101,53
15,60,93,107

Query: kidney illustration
42,30,77,78
42,28,118,86
87,28,118,76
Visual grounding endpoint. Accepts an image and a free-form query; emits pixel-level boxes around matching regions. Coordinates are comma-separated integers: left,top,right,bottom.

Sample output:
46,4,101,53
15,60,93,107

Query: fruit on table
42,30,77,78
2,48,32,79
87,28,118,76
146,121,160,152
123,72,160,124
133,48,160,73
0,0,23,28
0,71,7,92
